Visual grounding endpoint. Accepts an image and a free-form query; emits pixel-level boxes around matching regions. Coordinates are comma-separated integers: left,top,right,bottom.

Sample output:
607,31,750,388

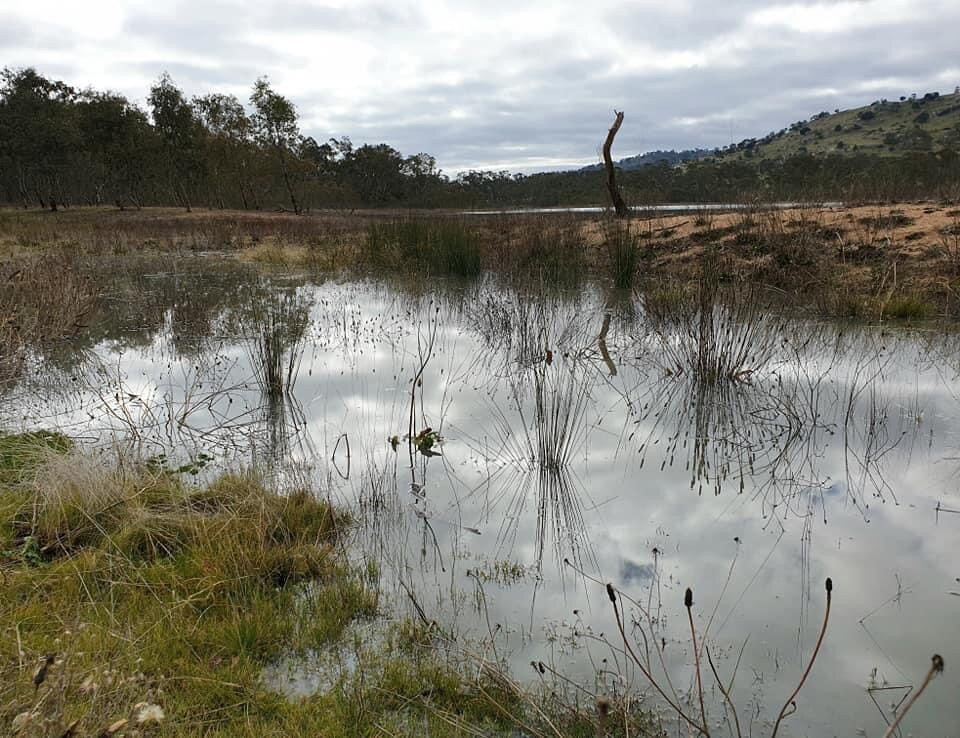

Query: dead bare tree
603,110,629,218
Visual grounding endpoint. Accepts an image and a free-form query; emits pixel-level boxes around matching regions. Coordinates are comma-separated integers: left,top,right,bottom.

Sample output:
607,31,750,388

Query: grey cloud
0,18,35,47
131,60,266,90
122,4,291,66
2,0,957,172
261,1,424,32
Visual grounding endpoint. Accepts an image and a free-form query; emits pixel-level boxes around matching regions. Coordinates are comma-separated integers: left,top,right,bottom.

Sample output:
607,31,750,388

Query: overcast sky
2,0,959,173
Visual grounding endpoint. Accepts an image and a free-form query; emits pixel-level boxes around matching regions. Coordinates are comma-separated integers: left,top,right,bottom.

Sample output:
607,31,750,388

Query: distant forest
2,67,959,211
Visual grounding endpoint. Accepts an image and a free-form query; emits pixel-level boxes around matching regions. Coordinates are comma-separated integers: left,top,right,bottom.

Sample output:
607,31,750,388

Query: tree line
0,68,456,212
2,67,958,212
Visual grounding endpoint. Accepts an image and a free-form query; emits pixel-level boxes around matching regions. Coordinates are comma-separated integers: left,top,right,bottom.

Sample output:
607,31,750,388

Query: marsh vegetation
1,208,958,737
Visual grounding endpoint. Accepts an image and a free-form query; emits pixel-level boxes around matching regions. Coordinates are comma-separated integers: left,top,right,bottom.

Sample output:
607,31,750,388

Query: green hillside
718,89,960,160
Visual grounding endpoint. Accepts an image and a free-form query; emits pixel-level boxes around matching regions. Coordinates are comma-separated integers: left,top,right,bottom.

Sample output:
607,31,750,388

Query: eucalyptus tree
148,73,205,210
340,143,408,205
193,93,256,209
250,77,301,213
0,67,79,209
75,91,153,207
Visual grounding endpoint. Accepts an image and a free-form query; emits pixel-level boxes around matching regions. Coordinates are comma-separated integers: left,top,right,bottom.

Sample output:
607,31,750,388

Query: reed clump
364,217,484,277
244,289,312,401
496,216,587,287
880,293,935,320
0,253,96,384
602,219,641,289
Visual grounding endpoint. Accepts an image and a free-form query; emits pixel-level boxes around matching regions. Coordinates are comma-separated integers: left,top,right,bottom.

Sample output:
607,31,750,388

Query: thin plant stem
606,583,708,736
686,588,710,737
706,645,742,738
770,577,833,738
881,655,945,738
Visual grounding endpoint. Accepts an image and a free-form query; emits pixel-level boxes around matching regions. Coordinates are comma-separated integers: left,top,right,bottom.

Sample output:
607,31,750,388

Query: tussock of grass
497,217,586,287
602,220,641,289
881,294,934,320
0,438,376,735
240,238,347,271
364,218,484,277
0,254,97,384
19,453,344,582
0,431,72,486
242,242,312,266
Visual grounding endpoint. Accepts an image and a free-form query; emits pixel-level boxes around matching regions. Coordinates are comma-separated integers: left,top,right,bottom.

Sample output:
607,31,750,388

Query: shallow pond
4,257,959,737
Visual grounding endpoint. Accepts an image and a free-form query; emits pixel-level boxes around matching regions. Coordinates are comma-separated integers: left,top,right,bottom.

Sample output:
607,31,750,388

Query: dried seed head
684,588,693,608
133,702,165,726
932,654,945,674
606,583,617,603
825,577,833,593
537,661,546,674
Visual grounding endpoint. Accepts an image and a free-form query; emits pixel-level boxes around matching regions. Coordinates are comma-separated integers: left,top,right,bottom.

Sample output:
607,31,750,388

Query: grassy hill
718,89,960,161
580,148,710,171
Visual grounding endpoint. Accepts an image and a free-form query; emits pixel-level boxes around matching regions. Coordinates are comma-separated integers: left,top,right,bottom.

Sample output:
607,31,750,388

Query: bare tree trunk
603,111,629,218
278,148,300,214
17,164,29,209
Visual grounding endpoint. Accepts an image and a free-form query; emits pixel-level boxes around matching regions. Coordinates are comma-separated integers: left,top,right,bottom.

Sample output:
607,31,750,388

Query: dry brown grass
3,202,959,316
0,253,96,384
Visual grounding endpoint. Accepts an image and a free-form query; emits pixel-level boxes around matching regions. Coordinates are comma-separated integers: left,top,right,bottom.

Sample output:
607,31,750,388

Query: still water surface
4,258,958,736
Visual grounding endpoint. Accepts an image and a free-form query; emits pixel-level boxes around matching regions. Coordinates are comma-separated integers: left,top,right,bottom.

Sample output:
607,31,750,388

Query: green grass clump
881,295,934,320
364,218,484,277
0,431,72,486
603,220,641,289
0,442,383,736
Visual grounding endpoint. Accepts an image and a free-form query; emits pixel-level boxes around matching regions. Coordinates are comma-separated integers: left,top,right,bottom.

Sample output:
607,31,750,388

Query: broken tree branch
603,110,629,218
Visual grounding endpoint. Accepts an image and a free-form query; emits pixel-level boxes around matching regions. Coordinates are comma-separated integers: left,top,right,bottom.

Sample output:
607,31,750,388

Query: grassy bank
0,432,652,737
3,202,959,320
